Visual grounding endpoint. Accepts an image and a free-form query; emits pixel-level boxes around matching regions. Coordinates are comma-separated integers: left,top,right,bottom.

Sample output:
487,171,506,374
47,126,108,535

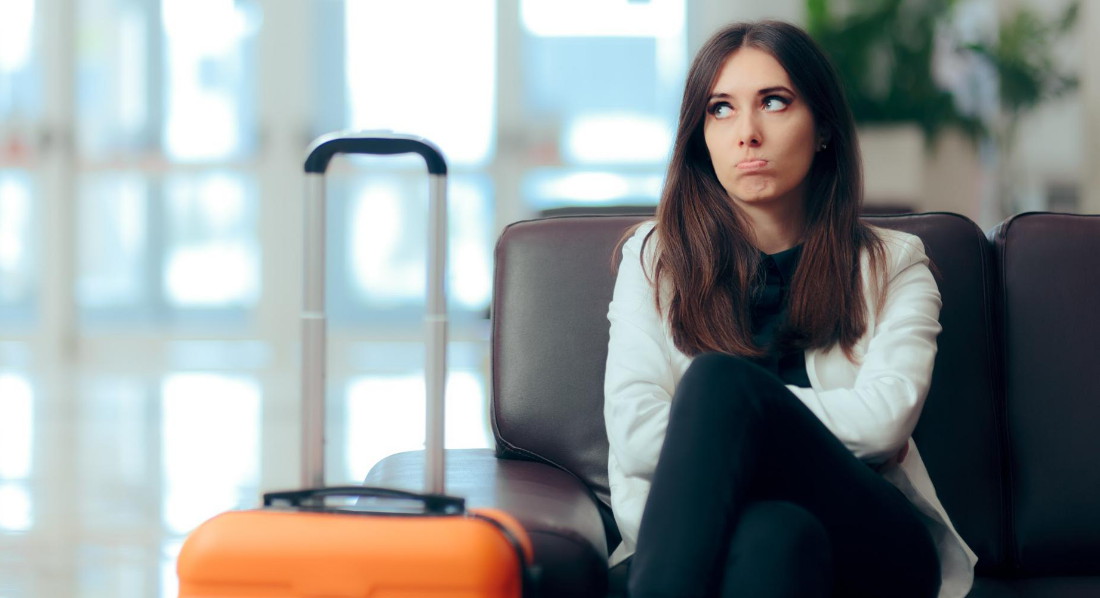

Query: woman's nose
737,115,762,147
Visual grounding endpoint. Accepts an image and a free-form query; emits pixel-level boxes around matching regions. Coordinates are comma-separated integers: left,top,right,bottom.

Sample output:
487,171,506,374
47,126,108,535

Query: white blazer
604,222,977,598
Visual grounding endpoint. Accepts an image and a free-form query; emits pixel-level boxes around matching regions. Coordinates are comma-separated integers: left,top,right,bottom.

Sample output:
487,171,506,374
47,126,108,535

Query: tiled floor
0,340,492,597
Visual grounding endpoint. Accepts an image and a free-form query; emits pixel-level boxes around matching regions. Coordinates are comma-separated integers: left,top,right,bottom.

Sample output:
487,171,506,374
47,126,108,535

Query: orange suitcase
177,133,535,597
177,487,534,598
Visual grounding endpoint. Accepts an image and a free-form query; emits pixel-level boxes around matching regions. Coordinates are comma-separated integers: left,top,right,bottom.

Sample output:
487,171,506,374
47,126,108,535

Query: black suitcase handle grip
304,132,448,175
263,486,465,515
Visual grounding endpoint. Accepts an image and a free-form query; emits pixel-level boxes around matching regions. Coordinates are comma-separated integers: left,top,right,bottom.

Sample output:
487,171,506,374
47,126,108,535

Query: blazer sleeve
603,225,676,480
786,234,943,463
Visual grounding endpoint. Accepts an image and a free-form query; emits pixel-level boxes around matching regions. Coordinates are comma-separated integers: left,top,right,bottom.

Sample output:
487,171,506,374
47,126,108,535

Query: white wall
687,0,805,50
1008,0,1086,213
1082,0,1100,213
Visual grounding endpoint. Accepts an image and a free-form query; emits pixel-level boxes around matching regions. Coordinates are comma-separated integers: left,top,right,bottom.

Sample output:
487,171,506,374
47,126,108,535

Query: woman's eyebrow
758,85,795,96
707,85,796,101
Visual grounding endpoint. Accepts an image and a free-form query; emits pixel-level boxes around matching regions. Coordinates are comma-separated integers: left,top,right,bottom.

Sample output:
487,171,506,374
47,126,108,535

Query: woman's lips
737,159,769,171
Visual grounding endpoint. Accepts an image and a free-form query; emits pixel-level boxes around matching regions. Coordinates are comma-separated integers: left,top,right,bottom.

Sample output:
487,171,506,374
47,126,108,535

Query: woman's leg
626,353,939,598
716,500,832,598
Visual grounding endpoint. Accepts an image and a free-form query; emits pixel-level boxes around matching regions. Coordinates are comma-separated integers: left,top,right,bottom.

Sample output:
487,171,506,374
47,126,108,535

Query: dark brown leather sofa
365,211,1100,597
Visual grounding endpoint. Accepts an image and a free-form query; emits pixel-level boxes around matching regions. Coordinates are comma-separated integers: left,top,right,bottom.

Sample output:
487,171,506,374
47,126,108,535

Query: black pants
626,353,940,598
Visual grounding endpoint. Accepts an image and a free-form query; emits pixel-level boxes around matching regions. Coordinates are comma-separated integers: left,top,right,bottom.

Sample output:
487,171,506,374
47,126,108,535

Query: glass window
0,0,40,123
521,0,684,165
0,483,32,532
522,167,664,211
76,0,261,327
77,173,149,311
521,0,684,38
76,0,155,157
0,172,35,323
518,0,685,211
76,0,261,160
161,373,260,534
343,0,496,167
161,0,260,161
332,171,492,316
0,374,33,479
0,373,33,532
163,172,259,309
345,368,489,482
317,1,497,322
2,0,41,331
77,172,260,322
319,159,492,327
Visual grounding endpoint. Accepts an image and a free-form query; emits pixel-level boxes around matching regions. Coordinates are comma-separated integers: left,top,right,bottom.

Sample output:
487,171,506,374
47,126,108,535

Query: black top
747,244,812,388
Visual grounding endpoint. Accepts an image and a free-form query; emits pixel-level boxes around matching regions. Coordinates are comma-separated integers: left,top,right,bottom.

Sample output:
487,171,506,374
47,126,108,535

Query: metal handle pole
301,174,327,489
301,132,448,493
424,173,448,495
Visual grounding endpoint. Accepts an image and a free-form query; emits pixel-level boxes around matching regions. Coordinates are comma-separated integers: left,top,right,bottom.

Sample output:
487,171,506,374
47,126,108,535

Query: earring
818,142,828,151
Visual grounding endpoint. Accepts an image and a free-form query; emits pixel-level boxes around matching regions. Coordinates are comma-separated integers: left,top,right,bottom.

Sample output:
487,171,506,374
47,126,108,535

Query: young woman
603,21,977,598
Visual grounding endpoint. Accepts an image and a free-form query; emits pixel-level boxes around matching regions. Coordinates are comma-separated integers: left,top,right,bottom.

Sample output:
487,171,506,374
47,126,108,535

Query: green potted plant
805,0,983,142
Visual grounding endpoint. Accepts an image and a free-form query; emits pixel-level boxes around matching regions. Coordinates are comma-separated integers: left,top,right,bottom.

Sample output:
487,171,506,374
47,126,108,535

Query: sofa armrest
364,448,610,597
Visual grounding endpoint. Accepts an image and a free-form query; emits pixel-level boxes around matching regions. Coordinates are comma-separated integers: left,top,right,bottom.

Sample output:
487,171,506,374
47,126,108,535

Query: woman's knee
682,352,755,385
735,501,831,564
721,501,832,596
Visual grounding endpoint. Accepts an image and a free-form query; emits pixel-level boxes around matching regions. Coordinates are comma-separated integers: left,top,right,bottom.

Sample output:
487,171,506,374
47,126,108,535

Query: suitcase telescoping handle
302,132,449,495
263,486,465,516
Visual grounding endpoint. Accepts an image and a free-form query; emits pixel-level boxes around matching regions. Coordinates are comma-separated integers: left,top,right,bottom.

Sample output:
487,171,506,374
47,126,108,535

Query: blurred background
0,0,1095,596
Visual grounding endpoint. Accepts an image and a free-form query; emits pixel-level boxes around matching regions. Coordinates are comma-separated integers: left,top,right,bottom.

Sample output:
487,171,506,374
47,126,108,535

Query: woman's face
703,47,821,212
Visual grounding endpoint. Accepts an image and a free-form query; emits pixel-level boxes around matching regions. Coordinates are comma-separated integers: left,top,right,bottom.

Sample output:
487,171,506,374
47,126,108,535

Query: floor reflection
0,346,490,597
161,373,260,535
0,374,33,533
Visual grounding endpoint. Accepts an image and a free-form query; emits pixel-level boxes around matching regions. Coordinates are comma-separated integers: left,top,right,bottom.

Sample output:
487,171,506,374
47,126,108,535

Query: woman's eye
762,96,790,112
709,103,733,119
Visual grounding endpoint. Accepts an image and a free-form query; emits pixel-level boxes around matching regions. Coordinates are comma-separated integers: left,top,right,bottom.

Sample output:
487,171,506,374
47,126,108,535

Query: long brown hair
645,20,885,358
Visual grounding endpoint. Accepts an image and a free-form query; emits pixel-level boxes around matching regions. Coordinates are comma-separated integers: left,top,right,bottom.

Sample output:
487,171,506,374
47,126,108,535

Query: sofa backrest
867,213,1008,573
993,212,1100,576
491,213,1005,568
492,215,642,509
